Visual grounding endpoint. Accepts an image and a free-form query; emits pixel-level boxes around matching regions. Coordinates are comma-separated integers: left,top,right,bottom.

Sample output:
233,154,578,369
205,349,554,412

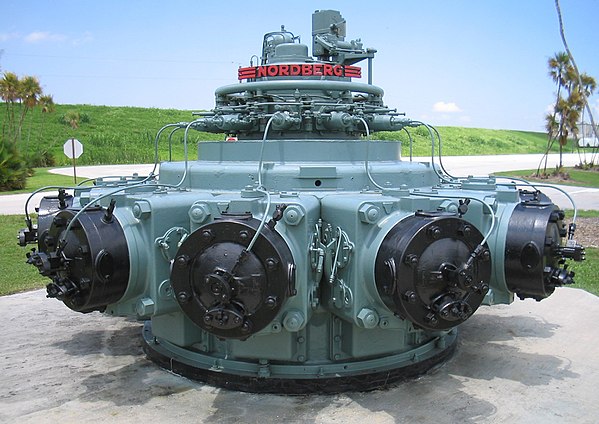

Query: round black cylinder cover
170,216,295,339
375,213,491,331
504,198,567,300
36,192,73,241
38,208,129,313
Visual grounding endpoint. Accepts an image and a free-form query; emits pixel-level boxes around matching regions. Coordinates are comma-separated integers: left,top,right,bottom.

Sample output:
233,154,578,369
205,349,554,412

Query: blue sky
2,0,598,132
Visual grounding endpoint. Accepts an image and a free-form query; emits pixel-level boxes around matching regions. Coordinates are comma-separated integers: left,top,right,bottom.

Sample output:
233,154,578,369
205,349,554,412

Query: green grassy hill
3,104,207,166
3,103,558,167
376,126,557,157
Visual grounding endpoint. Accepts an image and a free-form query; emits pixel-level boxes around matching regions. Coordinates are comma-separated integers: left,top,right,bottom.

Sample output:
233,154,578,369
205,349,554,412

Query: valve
267,204,287,229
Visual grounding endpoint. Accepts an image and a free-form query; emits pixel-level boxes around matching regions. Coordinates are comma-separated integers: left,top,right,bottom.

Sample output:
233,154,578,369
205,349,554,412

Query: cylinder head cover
170,216,295,339
375,213,491,330
29,207,129,313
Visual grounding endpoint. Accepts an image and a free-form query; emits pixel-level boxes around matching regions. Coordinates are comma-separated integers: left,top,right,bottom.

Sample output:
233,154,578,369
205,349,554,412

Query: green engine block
21,10,585,393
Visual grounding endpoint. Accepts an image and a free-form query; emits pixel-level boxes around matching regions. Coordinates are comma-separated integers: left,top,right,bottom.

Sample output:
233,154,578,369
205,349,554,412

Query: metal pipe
246,114,277,253
216,80,384,97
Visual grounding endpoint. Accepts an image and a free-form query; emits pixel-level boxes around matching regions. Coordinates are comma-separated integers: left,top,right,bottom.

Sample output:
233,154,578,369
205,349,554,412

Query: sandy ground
1,287,598,423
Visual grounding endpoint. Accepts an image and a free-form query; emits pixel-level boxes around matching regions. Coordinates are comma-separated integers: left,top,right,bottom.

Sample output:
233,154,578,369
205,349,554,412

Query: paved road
1,153,597,214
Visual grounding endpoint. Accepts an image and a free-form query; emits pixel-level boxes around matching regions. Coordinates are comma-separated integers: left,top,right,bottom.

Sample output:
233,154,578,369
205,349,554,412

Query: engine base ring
141,321,457,394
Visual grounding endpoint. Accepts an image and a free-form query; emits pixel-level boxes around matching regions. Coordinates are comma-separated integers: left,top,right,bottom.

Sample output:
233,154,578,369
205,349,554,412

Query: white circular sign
63,138,83,159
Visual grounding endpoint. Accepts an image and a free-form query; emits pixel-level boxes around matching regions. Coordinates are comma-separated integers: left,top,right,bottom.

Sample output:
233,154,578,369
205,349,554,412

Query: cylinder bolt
404,254,419,267
265,258,279,270
458,225,472,237
177,291,191,303
283,310,305,332
201,229,214,242
428,226,442,239
404,290,418,304
175,255,189,268
265,296,278,308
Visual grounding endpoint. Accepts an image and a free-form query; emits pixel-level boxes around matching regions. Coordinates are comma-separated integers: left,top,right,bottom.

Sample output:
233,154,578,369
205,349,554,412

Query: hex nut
189,203,211,224
356,308,379,329
283,310,305,332
358,204,380,224
283,205,305,226
136,297,155,317
133,201,152,220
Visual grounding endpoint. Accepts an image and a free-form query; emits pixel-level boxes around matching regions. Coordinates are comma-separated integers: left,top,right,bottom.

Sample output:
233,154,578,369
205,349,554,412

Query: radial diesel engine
21,10,585,393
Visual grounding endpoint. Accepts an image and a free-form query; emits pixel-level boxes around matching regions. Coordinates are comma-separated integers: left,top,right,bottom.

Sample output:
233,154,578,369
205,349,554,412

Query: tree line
0,71,55,190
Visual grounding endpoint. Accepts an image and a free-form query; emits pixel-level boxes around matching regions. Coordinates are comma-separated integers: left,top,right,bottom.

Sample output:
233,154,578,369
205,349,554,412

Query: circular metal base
142,322,458,394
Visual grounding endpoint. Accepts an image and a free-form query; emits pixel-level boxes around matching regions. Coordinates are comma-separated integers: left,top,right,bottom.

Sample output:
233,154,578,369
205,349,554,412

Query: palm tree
555,0,599,165
16,76,42,142
548,52,570,88
0,72,21,143
540,52,597,172
36,95,56,163
38,94,55,136
539,53,571,174
545,113,558,142
0,71,52,189
579,73,597,152
579,73,597,97
64,110,81,129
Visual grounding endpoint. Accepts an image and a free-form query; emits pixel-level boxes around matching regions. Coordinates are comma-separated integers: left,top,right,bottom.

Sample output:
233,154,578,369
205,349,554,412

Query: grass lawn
377,127,554,158
0,215,48,295
567,209,599,295
1,104,199,167
494,167,599,188
569,247,599,296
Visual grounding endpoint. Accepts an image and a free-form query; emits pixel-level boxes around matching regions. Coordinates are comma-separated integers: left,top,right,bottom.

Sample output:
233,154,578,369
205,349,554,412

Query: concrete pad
1,288,598,423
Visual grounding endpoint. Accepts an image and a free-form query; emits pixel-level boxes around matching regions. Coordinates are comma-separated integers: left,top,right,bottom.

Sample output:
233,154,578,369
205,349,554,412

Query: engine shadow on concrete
50,321,143,357
200,312,574,424
49,322,197,406
53,311,572,416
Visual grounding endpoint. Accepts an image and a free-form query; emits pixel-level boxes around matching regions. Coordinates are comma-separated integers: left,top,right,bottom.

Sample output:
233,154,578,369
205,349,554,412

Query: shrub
0,145,27,191
25,150,56,168
58,110,91,128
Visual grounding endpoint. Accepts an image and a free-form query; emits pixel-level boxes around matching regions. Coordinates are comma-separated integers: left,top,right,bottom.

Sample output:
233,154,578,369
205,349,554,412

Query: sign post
63,138,83,184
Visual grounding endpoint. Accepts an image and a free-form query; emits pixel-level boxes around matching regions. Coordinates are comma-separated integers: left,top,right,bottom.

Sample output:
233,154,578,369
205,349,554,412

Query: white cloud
24,31,66,43
0,32,19,42
433,101,462,113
